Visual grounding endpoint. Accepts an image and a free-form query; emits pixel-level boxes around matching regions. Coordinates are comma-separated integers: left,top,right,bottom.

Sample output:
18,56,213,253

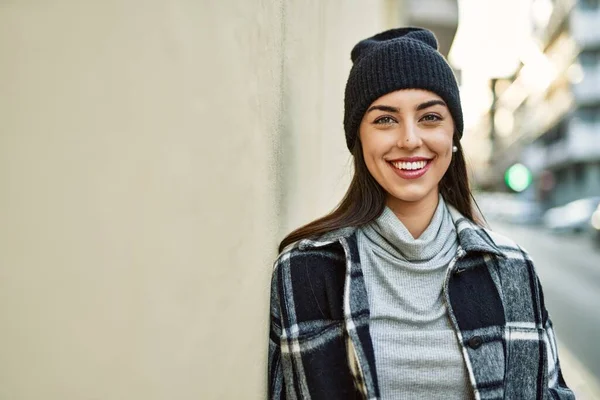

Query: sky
449,0,539,130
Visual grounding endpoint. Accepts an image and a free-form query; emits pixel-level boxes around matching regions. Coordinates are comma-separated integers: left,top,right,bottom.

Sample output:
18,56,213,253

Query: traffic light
505,163,532,192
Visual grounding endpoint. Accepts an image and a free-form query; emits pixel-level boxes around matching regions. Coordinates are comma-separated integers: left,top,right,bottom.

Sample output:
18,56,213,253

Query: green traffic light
505,163,532,192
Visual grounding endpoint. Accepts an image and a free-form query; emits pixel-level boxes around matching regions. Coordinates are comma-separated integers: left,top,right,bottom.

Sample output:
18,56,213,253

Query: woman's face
359,89,455,210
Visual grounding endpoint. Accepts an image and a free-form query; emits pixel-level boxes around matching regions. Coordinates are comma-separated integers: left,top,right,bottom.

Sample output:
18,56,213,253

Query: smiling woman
268,27,575,400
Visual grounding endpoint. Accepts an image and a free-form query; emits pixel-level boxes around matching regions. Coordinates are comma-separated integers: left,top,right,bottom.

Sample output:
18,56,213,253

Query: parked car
591,203,600,248
475,192,542,225
543,196,600,234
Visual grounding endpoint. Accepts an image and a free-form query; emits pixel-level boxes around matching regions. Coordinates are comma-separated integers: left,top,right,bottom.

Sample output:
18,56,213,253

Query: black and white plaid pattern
268,207,575,399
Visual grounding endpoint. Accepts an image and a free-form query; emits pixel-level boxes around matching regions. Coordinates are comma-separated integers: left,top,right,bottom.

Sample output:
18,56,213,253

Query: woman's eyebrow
366,100,446,114
416,99,446,111
366,105,399,114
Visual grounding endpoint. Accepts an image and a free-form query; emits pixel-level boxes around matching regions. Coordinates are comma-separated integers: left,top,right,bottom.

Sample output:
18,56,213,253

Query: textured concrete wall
278,0,394,237
0,1,395,399
0,1,283,399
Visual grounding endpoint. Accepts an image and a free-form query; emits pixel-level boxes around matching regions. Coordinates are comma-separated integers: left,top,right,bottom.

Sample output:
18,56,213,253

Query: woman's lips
388,160,432,179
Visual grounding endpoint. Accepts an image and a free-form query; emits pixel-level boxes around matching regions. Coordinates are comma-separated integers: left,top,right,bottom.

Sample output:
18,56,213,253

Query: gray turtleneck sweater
356,195,474,399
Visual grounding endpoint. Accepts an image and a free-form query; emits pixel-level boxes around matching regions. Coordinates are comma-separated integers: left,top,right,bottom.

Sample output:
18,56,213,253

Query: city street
490,220,600,394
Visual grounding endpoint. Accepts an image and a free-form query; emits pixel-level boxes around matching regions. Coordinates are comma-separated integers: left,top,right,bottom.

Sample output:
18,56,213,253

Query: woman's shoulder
277,226,356,258
272,226,357,273
476,226,538,276
450,207,530,259
481,227,528,255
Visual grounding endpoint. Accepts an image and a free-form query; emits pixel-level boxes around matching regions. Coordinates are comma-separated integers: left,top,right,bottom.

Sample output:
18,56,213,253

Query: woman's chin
385,187,438,205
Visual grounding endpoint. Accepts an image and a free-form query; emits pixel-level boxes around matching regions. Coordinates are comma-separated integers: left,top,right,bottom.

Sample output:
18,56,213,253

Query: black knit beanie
343,27,463,152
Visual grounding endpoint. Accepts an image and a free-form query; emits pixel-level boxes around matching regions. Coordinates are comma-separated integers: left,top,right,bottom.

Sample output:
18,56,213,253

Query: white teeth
392,160,428,170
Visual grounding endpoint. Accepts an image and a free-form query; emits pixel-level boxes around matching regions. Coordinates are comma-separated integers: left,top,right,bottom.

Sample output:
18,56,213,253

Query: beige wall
0,1,396,399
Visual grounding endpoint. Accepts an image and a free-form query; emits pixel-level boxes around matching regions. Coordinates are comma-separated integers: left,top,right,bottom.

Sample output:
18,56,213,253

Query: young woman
268,27,574,400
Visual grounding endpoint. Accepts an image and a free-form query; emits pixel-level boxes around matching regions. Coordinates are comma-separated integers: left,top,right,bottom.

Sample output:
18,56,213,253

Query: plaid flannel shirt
268,206,575,399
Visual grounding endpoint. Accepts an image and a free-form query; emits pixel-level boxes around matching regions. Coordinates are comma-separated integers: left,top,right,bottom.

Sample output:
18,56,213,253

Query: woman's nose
396,122,422,149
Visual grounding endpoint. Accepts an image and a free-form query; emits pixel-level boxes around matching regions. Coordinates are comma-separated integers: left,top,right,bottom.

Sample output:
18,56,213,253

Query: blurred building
403,0,459,56
479,0,600,209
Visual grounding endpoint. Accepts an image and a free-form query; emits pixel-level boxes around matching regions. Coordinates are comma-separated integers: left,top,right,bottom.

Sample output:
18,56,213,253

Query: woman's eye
374,116,396,125
421,114,442,122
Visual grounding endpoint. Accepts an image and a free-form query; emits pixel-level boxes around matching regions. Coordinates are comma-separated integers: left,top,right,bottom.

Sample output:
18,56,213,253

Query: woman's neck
385,192,440,239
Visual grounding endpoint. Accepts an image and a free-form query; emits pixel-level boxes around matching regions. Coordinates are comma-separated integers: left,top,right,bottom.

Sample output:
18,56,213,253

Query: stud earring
452,145,458,153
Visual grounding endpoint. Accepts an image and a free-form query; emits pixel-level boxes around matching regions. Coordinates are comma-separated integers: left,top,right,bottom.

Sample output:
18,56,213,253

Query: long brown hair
278,132,484,253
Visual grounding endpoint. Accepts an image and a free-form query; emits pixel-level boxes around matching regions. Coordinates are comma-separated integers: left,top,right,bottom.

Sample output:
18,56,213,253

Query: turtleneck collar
360,194,457,265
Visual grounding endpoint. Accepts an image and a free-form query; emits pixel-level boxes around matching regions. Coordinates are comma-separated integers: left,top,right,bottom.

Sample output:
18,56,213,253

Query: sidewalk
559,342,600,399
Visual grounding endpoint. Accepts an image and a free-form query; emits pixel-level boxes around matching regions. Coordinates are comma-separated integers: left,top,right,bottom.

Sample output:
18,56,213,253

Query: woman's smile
388,157,433,179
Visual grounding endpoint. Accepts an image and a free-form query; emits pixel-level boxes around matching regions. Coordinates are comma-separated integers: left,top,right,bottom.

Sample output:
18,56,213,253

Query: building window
555,169,567,188
578,49,600,68
576,106,600,124
541,119,568,144
580,0,600,10
574,163,585,184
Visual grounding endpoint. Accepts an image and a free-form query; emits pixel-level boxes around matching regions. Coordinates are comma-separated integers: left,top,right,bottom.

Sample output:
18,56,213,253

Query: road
490,220,600,394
